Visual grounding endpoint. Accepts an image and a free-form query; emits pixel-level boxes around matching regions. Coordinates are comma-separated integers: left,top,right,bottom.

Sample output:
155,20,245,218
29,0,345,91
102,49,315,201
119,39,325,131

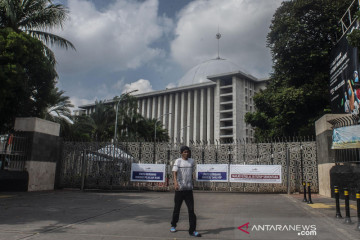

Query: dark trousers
171,190,197,234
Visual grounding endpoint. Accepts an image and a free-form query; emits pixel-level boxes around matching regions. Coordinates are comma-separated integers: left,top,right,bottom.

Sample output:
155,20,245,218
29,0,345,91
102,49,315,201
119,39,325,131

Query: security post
307,182,313,204
344,188,352,224
303,182,307,202
334,186,342,218
356,190,360,230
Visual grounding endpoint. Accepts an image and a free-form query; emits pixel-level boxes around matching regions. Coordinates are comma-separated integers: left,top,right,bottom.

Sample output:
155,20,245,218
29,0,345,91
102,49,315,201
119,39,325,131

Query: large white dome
178,58,243,86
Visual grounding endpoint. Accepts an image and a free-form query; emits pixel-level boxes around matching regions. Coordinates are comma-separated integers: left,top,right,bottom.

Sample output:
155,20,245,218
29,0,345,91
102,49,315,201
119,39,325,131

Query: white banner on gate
229,165,282,183
131,163,166,182
196,164,228,182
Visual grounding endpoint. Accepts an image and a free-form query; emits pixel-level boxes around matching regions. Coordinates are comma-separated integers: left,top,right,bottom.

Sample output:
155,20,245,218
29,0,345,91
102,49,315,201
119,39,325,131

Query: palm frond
28,29,75,50
20,1,69,30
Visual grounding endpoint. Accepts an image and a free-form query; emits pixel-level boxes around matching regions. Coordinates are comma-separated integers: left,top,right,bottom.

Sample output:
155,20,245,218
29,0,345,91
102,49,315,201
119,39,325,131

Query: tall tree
0,0,75,58
0,28,57,132
0,0,74,132
245,0,353,141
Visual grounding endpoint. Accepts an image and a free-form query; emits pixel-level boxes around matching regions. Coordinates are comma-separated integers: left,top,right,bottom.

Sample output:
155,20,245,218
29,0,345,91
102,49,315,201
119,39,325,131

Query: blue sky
52,0,283,109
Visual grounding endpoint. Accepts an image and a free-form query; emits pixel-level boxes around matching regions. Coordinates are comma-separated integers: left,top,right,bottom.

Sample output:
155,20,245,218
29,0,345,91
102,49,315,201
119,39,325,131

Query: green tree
136,117,170,142
0,0,74,132
245,0,353,141
0,28,57,132
43,87,74,137
0,0,75,58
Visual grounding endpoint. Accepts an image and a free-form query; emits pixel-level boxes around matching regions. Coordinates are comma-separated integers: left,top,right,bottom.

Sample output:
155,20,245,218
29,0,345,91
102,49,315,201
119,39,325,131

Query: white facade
79,70,267,144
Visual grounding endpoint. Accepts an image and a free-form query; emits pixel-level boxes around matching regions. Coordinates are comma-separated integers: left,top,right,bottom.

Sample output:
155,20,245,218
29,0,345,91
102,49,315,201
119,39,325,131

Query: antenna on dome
216,26,221,60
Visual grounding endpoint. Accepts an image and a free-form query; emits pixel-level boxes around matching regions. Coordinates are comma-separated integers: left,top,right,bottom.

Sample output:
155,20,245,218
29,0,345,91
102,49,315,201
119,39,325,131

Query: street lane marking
307,203,356,210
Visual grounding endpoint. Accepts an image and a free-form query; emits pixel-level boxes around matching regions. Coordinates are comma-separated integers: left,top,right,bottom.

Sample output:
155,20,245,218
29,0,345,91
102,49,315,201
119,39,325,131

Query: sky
51,0,283,109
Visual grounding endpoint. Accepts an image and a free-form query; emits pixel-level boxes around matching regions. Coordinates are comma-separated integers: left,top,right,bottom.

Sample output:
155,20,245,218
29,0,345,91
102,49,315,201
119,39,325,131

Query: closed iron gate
58,139,318,193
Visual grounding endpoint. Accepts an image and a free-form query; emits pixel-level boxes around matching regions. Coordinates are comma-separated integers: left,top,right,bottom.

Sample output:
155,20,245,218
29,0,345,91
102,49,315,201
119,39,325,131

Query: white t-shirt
172,158,194,191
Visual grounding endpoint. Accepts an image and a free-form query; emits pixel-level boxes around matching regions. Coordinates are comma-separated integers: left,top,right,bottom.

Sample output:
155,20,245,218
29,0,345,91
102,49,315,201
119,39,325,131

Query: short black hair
180,145,190,153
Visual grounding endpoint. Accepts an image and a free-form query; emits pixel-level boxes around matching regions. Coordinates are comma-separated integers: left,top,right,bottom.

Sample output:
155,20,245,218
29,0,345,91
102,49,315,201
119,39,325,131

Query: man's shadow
176,227,236,235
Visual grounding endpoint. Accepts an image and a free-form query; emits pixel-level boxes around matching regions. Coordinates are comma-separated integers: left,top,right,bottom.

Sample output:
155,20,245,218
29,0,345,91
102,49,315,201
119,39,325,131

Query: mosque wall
79,73,265,144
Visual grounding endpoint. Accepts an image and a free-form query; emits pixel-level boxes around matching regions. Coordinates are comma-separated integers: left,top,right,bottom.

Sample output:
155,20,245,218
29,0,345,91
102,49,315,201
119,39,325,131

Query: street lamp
114,89,138,143
154,113,172,142
178,125,190,143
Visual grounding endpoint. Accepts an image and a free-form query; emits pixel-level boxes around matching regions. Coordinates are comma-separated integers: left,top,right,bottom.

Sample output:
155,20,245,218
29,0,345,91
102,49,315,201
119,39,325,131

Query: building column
180,92,187,143
174,92,181,142
158,95,163,122
214,80,221,141
193,89,200,141
200,88,207,142
146,98,152,119
169,94,175,142
187,91,194,144
207,87,214,143
141,99,146,117
163,95,169,130
152,96,157,120
137,99,142,115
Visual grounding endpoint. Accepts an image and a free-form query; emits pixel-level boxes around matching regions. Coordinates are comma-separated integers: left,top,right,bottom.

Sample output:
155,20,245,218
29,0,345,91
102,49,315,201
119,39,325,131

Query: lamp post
114,89,138,143
178,125,190,143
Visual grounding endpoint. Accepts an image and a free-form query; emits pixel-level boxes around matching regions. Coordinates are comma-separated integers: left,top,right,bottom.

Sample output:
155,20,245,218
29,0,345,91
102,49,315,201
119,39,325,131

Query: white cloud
171,0,282,79
53,0,172,74
122,79,154,94
166,82,177,89
70,96,96,109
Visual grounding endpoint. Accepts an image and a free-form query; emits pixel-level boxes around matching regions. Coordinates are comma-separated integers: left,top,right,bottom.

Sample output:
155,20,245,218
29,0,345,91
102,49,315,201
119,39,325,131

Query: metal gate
58,139,318,193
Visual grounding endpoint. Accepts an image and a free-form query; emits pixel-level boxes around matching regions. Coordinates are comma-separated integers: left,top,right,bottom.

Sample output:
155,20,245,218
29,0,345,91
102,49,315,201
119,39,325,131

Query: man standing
170,146,201,237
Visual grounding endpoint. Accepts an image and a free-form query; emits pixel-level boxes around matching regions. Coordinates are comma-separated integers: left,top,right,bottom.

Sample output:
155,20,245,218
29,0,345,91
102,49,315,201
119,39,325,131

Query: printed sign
130,163,165,182
196,164,228,182
329,20,360,114
230,165,282,183
332,125,360,149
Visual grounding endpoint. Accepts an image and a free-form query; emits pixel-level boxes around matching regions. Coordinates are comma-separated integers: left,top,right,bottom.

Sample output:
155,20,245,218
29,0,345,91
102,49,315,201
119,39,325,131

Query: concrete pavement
0,190,359,240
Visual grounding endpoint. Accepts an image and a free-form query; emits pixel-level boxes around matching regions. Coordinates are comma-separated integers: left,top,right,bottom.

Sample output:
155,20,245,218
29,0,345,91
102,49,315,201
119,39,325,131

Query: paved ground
0,190,359,240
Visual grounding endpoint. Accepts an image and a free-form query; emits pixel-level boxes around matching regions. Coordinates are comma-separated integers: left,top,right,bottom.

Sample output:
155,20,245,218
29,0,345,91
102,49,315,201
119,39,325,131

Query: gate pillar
14,117,60,191
315,114,348,197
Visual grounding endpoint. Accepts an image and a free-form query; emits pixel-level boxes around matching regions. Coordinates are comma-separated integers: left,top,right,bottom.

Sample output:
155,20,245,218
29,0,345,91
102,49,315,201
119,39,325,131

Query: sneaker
170,227,176,233
189,231,201,237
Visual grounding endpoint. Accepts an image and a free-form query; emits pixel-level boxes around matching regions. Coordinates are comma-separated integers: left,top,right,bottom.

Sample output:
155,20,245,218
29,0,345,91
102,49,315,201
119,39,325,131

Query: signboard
330,21,360,114
332,125,360,149
196,164,228,182
229,165,282,183
130,163,165,182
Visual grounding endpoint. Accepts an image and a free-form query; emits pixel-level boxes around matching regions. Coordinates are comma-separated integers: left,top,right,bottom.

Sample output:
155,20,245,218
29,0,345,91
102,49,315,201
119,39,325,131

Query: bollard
303,182,307,202
334,186,342,219
344,188,352,224
356,190,360,230
307,182,313,204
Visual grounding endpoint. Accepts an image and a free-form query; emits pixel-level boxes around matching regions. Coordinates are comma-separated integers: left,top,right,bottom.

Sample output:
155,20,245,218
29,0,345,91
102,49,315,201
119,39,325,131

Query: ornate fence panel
59,139,318,193
0,132,30,171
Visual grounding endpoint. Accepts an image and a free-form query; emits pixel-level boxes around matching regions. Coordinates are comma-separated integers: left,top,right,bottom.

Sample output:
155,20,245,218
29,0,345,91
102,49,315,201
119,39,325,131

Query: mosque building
78,34,268,144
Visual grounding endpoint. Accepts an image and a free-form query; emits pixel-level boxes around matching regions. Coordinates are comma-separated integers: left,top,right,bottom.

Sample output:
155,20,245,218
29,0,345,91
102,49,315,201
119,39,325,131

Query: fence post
270,141,274,165
286,146,291,195
139,141,142,163
153,141,156,163
81,149,86,191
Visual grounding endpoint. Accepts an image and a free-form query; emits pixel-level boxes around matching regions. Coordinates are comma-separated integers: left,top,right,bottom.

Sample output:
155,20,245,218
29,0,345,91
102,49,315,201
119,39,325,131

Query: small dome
178,58,243,86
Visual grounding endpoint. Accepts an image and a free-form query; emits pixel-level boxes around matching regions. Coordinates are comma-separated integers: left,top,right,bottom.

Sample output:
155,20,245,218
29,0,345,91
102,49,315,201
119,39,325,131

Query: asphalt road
0,190,359,240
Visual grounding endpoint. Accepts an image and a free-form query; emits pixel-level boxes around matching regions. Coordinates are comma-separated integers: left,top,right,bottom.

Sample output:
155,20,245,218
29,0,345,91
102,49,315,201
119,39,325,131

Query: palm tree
90,100,115,141
0,0,75,62
42,87,74,136
43,87,73,122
